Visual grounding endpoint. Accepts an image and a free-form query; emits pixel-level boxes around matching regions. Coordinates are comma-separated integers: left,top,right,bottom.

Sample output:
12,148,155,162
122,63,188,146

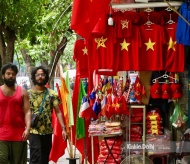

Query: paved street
27,144,82,164
49,152,81,164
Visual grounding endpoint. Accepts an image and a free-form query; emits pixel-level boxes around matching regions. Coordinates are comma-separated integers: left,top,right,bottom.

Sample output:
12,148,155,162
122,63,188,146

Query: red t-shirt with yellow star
138,24,166,71
88,23,116,70
73,39,89,78
114,11,140,38
163,23,184,72
114,25,142,71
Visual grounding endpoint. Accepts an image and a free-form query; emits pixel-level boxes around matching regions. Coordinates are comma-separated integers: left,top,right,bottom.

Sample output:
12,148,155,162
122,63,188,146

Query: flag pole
83,120,88,164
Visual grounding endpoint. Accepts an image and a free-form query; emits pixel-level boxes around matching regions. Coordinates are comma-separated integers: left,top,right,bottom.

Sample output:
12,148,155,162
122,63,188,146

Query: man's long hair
31,66,49,85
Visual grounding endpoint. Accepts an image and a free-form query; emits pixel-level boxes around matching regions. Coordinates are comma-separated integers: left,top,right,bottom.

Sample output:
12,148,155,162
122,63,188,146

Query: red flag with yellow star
73,39,89,78
134,76,146,101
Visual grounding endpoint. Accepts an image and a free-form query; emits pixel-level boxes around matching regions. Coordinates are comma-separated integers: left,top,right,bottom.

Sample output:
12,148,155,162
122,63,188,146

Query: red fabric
106,94,116,117
114,25,141,71
0,86,24,141
171,83,182,99
114,96,129,115
49,111,67,162
150,81,162,99
88,13,116,70
134,76,146,100
95,69,117,76
163,23,184,72
92,70,100,91
71,0,111,39
49,84,67,162
136,11,165,26
73,39,89,78
115,11,140,38
138,24,166,71
161,83,172,99
159,10,178,23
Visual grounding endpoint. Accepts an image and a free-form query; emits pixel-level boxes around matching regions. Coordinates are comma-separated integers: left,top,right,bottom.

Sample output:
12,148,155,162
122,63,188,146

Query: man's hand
62,129,68,141
22,129,30,141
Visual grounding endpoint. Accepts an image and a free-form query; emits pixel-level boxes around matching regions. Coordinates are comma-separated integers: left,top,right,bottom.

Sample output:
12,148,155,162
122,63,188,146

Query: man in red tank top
0,63,31,164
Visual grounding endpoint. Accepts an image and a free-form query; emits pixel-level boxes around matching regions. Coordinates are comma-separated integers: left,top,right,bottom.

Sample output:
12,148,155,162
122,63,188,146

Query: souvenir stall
71,0,190,163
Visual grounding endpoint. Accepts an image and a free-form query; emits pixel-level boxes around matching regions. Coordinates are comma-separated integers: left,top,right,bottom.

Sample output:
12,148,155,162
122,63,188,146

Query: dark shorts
0,141,27,164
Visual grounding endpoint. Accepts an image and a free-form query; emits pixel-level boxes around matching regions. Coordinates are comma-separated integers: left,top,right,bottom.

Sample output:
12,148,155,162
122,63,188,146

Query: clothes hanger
144,7,154,30
166,14,175,24
165,7,172,12
164,0,190,26
144,7,153,13
144,19,154,30
152,72,177,83
165,7,175,25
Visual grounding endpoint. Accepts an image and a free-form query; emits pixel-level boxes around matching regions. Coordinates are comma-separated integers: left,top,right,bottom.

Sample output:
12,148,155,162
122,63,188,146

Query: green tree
0,0,74,86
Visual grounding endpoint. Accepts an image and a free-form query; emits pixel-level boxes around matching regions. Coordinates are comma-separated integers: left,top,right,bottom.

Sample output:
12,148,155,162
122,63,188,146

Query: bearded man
28,65,67,164
0,63,31,164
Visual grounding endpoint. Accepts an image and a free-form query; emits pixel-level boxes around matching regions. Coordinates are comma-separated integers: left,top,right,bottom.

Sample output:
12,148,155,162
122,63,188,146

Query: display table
90,133,122,164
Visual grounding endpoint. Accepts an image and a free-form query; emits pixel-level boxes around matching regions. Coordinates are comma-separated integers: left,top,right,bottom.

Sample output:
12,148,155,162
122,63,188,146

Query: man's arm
22,88,31,140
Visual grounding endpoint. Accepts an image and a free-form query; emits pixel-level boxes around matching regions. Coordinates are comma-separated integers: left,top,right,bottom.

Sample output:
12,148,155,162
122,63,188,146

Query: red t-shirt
163,23,184,72
88,21,116,70
138,24,166,71
114,25,142,71
114,11,140,38
159,10,178,24
0,86,25,141
136,11,165,26
73,39,89,78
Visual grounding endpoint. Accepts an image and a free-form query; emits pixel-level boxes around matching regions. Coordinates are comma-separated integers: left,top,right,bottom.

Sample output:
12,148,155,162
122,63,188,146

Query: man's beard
4,78,16,87
34,79,47,86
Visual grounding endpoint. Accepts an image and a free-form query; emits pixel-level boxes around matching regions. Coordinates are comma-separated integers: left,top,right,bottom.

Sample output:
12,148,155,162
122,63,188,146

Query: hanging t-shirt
138,23,166,71
73,39,89,78
114,11,140,38
176,2,190,46
88,13,116,70
114,25,142,71
136,11,165,26
159,9,178,24
163,23,184,72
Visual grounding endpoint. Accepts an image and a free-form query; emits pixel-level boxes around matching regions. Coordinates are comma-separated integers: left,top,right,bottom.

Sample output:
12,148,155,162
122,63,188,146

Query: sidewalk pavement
49,157,80,164
49,151,81,164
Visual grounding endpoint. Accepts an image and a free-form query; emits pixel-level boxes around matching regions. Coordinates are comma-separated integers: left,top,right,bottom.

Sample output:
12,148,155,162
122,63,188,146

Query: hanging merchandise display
69,0,190,163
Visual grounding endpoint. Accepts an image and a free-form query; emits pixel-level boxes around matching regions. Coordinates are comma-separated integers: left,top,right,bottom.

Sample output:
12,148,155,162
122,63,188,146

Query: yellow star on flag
121,20,129,29
120,39,130,51
95,36,107,49
136,82,141,87
82,46,88,55
167,37,176,51
145,38,155,51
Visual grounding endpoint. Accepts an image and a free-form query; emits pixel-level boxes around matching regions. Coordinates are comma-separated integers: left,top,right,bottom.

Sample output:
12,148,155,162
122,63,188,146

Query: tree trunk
48,36,67,88
21,49,36,87
21,36,67,89
0,24,16,85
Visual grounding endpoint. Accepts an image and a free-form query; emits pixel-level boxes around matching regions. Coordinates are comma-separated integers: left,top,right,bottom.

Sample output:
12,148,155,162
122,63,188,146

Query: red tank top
0,86,25,141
